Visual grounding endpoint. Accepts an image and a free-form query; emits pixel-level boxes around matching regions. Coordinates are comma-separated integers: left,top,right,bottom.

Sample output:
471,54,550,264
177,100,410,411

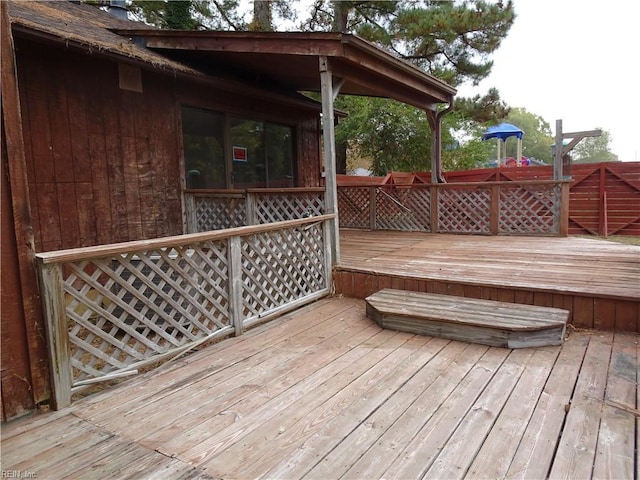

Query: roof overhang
112,30,456,111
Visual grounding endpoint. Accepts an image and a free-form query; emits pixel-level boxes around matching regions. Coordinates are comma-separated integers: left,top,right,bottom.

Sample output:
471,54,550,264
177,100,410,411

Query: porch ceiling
112,30,456,110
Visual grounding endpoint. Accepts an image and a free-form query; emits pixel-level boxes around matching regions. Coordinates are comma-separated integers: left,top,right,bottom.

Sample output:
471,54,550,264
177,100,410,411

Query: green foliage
336,97,432,175
572,129,617,163
502,108,554,163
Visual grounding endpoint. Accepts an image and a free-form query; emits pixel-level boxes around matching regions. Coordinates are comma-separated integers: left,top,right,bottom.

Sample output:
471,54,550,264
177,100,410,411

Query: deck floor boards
339,230,640,299
1,297,637,480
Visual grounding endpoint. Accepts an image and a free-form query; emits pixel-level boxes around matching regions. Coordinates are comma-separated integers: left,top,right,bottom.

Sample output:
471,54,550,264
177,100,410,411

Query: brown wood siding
15,39,184,251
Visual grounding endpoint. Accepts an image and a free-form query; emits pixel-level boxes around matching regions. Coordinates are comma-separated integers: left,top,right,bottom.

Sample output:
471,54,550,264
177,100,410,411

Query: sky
457,0,640,161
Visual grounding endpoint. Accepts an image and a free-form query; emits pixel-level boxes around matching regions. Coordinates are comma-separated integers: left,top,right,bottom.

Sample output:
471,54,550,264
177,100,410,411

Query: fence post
490,184,500,235
246,191,257,225
227,236,244,336
430,186,439,233
37,260,72,409
184,193,196,233
559,182,570,237
369,186,377,230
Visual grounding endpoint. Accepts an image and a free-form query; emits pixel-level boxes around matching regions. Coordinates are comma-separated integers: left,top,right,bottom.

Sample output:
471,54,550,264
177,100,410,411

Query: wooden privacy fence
338,180,570,235
185,188,326,232
36,215,334,409
439,162,639,236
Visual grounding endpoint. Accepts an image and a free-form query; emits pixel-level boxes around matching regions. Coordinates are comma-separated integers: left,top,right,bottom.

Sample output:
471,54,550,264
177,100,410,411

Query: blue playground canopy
482,123,524,141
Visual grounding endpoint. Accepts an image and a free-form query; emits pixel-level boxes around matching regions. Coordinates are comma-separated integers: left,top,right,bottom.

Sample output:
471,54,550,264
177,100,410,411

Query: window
182,107,226,189
182,106,295,189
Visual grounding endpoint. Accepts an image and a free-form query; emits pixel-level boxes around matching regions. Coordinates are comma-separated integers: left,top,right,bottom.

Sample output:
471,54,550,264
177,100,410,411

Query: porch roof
112,30,457,111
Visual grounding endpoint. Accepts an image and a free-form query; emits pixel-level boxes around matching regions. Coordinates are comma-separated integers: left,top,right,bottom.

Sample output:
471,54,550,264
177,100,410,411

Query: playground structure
482,122,524,166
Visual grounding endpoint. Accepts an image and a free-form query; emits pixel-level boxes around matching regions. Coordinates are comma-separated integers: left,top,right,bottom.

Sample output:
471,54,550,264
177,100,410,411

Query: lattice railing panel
253,191,325,224
38,215,333,407
438,187,491,234
338,187,371,228
62,241,231,383
375,187,430,232
240,222,326,322
192,196,246,232
499,184,559,234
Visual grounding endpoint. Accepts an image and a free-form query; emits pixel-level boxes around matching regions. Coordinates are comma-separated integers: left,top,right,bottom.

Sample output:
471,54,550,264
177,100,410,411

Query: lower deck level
335,230,640,332
1,297,637,479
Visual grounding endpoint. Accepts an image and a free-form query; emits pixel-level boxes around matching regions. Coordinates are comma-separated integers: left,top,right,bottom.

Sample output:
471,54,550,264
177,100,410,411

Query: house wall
2,37,323,419
15,38,323,252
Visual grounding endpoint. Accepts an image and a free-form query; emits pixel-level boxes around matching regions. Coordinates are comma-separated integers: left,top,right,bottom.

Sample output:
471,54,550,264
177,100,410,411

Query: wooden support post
369,186,377,230
319,56,340,264
430,186,439,233
1,1,50,407
554,120,563,180
559,182,570,237
37,261,72,409
323,217,333,292
246,191,257,225
490,184,500,235
227,236,244,336
184,193,196,233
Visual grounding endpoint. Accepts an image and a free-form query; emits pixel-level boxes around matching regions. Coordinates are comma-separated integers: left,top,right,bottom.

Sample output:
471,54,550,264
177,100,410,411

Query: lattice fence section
338,187,371,228
499,184,559,234
62,241,233,385
375,186,430,232
438,186,491,234
190,195,247,232
252,191,325,224
240,222,327,325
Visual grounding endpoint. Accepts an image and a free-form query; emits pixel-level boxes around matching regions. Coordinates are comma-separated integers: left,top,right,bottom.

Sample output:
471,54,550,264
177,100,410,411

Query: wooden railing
36,215,334,409
184,188,326,232
338,181,570,236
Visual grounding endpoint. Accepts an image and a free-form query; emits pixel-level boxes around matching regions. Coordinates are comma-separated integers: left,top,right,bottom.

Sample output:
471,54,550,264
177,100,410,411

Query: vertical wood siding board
36,183,62,249
56,182,80,248
75,183,98,247
615,301,638,333
65,57,92,184
47,65,74,184
573,296,595,329
594,298,616,331
122,135,143,240
87,134,112,246
23,49,55,185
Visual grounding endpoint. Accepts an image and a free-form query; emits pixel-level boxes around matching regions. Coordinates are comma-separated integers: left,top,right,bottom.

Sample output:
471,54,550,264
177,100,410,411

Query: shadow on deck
335,230,640,333
1,297,637,479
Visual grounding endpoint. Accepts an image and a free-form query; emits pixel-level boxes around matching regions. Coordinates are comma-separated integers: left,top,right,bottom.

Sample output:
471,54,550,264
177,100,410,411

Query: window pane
182,107,226,189
266,123,294,188
231,118,265,188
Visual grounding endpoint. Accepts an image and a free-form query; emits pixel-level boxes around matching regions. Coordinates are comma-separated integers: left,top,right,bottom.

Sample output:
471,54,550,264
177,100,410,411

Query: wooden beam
319,56,340,265
562,129,602,157
1,1,50,406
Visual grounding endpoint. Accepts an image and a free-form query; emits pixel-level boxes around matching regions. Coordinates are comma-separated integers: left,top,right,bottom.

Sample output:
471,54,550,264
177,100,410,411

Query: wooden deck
1,297,637,479
335,230,640,332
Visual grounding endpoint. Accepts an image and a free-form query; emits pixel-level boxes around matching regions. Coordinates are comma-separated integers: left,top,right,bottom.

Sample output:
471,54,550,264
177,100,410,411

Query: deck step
365,289,569,348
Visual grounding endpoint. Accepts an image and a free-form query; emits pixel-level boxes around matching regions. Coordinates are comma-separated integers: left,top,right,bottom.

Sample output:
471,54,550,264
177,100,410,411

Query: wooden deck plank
422,348,538,479
174,330,406,465
200,334,437,478
505,334,590,479
548,332,614,479
592,332,637,480
88,303,369,440
339,231,640,301
377,347,512,479
0,297,636,480
323,342,490,480
466,347,561,479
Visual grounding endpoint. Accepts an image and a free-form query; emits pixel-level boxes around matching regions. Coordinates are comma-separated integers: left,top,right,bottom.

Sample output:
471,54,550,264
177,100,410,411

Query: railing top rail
36,214,335,265
339,179,571,188
185,187,326,196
